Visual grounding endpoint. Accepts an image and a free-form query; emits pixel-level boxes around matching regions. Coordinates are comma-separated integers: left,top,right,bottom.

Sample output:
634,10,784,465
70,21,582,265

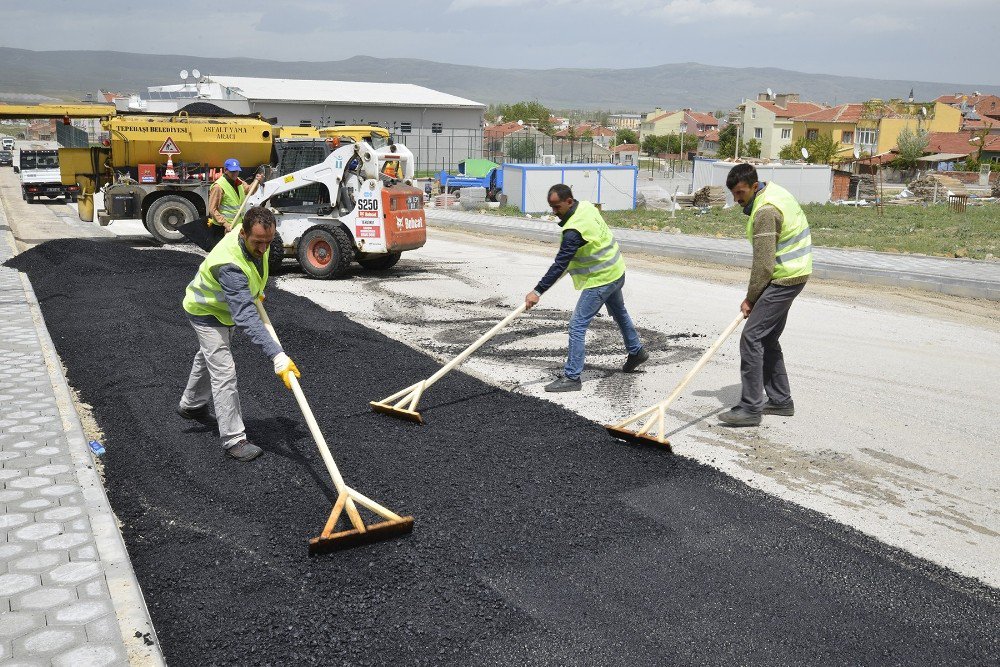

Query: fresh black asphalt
7,239,999,666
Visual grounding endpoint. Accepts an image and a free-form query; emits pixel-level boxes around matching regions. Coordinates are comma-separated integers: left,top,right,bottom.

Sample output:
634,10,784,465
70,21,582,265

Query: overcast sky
3,0,999,85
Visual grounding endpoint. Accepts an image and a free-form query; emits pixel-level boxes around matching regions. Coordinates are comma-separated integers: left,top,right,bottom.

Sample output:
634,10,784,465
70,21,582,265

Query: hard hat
224,158,241,172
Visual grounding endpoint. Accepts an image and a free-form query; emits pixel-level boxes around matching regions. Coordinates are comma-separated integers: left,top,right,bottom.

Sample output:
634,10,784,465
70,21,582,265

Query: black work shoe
718,407,762,426
177,403,217,424
226,440,263,462
544,376,582,392
762,399,795,416
622,348,650,373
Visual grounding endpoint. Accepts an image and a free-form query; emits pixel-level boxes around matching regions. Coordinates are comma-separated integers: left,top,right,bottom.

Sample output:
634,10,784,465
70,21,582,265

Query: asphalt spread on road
7,239,999,665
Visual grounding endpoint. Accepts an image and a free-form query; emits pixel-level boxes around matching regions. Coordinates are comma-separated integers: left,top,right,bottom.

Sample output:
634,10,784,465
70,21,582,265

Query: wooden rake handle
226,175,263,228
614,312,746,427
424,301,529,389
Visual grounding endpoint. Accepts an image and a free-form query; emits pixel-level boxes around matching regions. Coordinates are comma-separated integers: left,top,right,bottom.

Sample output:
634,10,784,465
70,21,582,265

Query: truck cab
19,149,79,203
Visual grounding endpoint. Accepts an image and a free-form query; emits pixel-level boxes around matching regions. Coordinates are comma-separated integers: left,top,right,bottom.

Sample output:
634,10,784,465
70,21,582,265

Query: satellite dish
179,70,188,80
920,107,927,117
192,69,201,80
517,119,524,126
801,147,809,159
853,144,861,159
766,88,773,99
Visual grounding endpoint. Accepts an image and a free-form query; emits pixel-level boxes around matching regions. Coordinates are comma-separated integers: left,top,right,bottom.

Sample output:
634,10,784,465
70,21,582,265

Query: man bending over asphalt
525,183,648,392
178,206,300,461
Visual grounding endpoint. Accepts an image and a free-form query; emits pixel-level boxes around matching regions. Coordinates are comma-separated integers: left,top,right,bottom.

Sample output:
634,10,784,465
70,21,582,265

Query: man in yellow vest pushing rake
179,206,301,461
208,158,263,232
720,163,812,426
525,184,648,392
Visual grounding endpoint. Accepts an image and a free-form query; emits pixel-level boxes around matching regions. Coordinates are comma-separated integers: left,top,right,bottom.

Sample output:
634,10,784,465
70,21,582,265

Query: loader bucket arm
247,142,381,208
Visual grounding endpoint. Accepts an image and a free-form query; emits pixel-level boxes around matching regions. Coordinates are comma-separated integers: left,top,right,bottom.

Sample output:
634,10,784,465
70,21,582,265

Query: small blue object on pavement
88,440,106,456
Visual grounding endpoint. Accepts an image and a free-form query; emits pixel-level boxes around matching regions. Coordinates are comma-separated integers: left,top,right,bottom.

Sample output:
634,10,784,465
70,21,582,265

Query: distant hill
2,47,998,112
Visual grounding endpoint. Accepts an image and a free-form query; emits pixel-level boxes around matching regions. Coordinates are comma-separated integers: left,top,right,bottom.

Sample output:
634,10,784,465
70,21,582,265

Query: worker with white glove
179,206,298,461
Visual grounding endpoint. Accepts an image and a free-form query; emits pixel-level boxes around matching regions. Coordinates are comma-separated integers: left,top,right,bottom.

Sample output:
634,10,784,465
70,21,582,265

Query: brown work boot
226,439,263,462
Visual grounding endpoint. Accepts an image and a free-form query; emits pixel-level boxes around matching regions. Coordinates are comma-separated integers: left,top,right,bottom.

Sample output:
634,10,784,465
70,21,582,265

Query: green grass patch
487,203,1000,259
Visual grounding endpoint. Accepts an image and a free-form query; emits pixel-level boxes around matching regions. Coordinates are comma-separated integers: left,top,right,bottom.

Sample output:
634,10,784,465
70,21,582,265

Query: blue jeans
565,274,643,380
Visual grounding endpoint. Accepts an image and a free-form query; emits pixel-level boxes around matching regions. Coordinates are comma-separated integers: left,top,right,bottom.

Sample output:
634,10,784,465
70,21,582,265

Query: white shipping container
692,158,832,205
502,163,638,213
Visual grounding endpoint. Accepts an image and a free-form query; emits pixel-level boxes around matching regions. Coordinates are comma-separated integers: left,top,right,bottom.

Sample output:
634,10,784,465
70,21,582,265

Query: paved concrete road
279,227,1000,589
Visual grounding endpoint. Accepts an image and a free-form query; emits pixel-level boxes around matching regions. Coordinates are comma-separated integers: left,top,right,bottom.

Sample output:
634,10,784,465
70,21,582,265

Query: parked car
0,137,14,151
0,150,12,167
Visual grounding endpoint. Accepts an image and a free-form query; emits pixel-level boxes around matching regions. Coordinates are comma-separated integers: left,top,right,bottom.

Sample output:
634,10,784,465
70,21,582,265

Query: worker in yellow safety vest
208,158,263,232
179,206,301,462
524,184,648,392
720,163,812,426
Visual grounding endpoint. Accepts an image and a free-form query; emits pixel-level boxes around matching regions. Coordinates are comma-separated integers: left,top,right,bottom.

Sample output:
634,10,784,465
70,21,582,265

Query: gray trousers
180,321,246,448
739,282,805,413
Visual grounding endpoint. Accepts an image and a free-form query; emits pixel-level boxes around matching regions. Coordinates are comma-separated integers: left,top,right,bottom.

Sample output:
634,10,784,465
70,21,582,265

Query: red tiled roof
612,143,638,152
926,131,1000,155
555,124,614,138
685,111,719,126
484,121,527,139
791,103,865,123
704,130,719,142
757,100,826,118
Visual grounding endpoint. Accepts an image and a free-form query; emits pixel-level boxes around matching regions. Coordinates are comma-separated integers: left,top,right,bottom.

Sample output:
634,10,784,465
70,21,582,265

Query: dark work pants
739,282,805,413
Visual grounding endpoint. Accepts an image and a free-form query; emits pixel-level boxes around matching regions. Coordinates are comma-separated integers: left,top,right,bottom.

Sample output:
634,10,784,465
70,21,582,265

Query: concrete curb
0,202,165,665
426,212,1000,301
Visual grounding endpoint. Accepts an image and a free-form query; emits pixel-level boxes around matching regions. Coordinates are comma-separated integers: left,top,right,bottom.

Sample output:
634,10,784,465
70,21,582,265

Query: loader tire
357,252,401,271
268,232,285,273
147,195,196,244
297,225,354,279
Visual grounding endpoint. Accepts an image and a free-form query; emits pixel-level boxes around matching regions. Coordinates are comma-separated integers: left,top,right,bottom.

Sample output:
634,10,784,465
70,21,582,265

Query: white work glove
272,352,301,390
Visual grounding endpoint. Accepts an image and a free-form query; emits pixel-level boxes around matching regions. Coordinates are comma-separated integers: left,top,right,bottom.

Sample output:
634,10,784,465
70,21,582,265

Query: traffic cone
163,155,178,181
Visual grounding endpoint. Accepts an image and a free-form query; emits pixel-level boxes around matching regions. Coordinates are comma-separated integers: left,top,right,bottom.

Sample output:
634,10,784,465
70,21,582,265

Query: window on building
806,129,819,140
857,128,877,146
431,122,443,134
841,131,854,144
399,122,412,134
754,127,763,139
781,128,791,139
334,120,346,126
750,106,756,119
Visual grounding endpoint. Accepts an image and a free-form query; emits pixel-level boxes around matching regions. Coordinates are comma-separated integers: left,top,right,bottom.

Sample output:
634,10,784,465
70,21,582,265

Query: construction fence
401,129,615,175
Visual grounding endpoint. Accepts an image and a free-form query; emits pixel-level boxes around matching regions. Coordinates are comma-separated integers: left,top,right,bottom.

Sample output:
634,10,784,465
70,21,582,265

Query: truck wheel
268,232,285,274
25,195,34,204
358,252,401,271
296,225,354,279
146,195,197,244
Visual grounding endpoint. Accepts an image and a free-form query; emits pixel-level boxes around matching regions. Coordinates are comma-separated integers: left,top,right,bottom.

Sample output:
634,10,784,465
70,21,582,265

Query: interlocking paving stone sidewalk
0,212,163,665
427,208,1000,300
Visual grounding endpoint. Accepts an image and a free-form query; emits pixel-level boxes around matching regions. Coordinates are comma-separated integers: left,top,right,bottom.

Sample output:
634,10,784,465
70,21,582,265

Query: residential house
740,93,826,159
612,143,639,166
700,129,720,157
933,93,1000,133
483,121,549,162
555,124,616,148
925,131,1000,164
791,100,961,161
639,108,719,155
935,93,1000,122
608,113,642,131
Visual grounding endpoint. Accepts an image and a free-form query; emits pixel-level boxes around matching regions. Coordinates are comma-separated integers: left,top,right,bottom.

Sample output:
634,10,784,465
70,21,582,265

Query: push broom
255,299,413,554
606,312,745,448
